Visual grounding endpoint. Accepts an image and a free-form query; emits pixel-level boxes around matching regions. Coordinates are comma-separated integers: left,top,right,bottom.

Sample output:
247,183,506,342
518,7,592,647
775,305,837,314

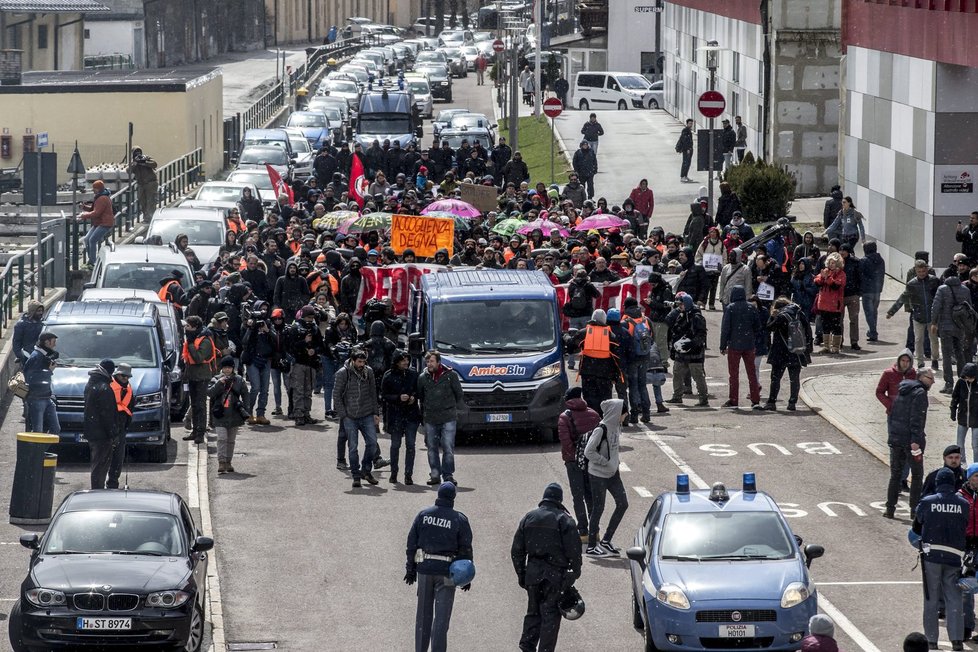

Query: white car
648,80,664,110
404,75,434,118
226,169,276,207
189,181,260,206
460,46,481,71
235,145,293,179
282,127,316,176
320,78,361,111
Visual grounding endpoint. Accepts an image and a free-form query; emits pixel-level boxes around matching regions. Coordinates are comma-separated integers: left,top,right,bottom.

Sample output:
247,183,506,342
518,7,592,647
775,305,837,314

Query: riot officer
912,467,970,650
511,483,583,652
405,482,474,652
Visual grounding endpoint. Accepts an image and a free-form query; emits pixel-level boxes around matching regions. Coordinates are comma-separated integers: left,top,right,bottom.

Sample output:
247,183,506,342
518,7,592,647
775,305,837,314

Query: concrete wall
608,0,660,73
143,0,266,68
84,20,139,59
0,13,86,71
264,0,410,46
0,73,223,184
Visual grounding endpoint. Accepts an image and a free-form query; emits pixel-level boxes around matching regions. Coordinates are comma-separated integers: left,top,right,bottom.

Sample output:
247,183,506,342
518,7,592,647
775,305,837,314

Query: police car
626,474,825,651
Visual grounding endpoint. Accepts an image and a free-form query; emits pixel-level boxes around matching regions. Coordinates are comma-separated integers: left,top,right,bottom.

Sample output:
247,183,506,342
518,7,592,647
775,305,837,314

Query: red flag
265,163,293,204
349,153,368,208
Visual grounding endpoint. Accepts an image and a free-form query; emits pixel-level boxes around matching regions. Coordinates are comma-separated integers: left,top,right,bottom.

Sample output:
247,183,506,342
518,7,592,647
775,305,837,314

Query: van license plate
486,413,512,423
719,625,754,638
77,617,131,630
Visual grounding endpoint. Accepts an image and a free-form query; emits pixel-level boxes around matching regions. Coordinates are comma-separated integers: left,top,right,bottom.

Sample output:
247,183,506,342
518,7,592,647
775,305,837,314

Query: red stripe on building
666,0,761,25
843,0,978,66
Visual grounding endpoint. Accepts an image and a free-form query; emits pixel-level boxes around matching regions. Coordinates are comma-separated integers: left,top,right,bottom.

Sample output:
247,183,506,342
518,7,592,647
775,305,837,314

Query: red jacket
79,193,114,227
557,398,601,463
875,351,916,414
814,268,846,313
959,486,978,539
629,187,655,218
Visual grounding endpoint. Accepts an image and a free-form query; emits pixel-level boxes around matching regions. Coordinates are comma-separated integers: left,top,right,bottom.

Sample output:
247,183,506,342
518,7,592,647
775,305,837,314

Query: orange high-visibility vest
182,335,216,366
110,380,133,416
158,280,183,309
582,325,612,359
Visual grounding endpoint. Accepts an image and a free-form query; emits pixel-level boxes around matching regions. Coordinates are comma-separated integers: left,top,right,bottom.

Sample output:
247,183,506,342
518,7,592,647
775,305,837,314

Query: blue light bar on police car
676,474,690,494
743,472,757,493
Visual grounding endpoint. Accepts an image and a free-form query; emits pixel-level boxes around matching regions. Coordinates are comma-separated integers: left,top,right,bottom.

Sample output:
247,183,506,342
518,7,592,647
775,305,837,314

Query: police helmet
449,559,475,586
558,585,585,620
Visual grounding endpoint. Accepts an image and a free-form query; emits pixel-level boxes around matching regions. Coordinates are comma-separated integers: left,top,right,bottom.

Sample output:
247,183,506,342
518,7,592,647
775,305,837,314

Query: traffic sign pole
698,88,725,215
542,98,563,185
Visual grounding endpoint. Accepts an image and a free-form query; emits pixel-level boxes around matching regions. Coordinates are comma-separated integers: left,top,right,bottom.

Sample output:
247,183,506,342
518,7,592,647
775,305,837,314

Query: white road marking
187,443,200,509
641,425,884,652
619,462,631,472
806,356,893,369
189,443,225,652
634,486,654,498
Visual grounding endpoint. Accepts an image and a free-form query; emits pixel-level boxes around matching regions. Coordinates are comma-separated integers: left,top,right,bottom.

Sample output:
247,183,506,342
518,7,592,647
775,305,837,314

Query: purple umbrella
421,199,481,218
573,214,629,231
518,219,569,237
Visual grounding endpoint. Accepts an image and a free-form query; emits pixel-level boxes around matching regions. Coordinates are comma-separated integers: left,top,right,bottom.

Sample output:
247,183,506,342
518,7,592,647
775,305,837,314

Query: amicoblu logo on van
468,364,527,377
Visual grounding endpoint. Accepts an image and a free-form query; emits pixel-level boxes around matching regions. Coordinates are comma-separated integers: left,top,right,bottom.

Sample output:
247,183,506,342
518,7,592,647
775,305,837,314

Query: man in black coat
84,359,121,490
665,294,710,407
571,141,597,200
920,444,966,497
502,151,529,188
381,351,421,484
885,369,935,517
823,186,843,230
490,137,512,185
313,148,338,187
511,483,582,652
956,212,978,263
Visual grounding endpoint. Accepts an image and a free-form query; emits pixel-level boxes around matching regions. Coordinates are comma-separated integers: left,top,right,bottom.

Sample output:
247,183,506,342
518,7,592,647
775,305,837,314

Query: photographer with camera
208,356,251,475
126,147,159,221
240,300,273,426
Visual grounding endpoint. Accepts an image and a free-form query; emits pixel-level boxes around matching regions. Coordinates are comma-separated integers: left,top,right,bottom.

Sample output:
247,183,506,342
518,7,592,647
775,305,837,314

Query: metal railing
67,148,204,271
0,231,57,337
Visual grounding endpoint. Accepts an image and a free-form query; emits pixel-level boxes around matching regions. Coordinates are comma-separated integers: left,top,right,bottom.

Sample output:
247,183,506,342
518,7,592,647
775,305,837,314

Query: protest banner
460,183,498,214
390,214,455,258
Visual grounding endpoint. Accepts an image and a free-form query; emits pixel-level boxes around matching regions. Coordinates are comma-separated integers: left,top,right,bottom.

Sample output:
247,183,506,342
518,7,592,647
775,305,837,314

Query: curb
191,441,225,652
798,376,888,465
0,288,67,411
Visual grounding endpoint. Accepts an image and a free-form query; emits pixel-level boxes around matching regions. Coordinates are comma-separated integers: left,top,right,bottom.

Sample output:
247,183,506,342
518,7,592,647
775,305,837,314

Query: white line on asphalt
816,581,920,586
806,356,893,369
634,486,654,498
619,462,631,472
189,444,225,652
639,425,884,652
187,444,200,509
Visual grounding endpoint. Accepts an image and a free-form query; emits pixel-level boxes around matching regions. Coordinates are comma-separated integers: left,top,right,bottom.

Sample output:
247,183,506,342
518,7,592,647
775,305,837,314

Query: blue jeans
26,398,60,434
390,419,419,476
861,292,881,340
270,368,284,411
321,356,337,412
626,359,651,417
246,363,270,416
84,225,113,265
424,421,457,481
344,416,378,479
958,425,978,466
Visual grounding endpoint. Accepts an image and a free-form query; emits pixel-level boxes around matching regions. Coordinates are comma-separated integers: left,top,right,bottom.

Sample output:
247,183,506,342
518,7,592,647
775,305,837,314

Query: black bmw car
8,490,212,651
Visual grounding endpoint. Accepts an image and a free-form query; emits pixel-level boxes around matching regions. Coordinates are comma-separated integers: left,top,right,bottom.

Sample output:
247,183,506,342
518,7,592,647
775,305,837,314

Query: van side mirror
192,536,214,553
134,236,144,245
804,544,824,567
82,281,95,290
408,332,424,356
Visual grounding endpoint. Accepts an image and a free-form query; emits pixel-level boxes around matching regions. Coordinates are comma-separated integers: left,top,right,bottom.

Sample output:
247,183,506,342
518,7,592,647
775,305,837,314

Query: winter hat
92,179,105,192
99,359,116,376
564,386,583,402
623,296,638,309
26,300,42,315
937,467,956,489
967,463,978,480
437,482,457,502
944,445,962,458
809,614,835,638
300,305,316,317
591,309,607,325
607,308,621,322
219,356,235,369
542,482,564,503
391,349,407,366
677,292,695,311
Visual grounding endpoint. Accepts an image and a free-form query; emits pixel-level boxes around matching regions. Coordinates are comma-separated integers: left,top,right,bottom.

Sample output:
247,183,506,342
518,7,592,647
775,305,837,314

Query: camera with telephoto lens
964,549,977,577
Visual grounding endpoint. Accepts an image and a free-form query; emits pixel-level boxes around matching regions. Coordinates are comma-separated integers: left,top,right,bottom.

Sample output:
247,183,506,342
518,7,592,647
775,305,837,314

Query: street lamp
699,40,721,215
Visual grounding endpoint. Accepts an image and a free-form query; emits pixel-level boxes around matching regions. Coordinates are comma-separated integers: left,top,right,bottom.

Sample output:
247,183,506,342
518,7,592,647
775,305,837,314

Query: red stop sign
698,90,726,118
492,39,505,53
543,98,563,118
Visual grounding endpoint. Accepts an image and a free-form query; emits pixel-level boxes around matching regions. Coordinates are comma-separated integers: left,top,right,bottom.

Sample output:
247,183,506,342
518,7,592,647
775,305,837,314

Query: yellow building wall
0,73,223,183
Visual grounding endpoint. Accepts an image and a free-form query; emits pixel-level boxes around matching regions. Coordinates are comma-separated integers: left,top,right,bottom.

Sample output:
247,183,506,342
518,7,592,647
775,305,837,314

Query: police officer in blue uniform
405,482,474,652
511,483,583,652
913,467,970,650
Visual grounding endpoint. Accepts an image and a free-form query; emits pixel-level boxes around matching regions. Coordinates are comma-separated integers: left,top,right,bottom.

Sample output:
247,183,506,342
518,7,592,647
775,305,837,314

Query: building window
691,36,697,64
732,52,740,83
84,29,90,39
758,60,764,93
38,25,48,50
731,91,739,119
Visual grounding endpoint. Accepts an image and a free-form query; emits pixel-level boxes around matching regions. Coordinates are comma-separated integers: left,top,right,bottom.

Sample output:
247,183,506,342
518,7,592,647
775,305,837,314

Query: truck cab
408,270,567,440
355,86,423,149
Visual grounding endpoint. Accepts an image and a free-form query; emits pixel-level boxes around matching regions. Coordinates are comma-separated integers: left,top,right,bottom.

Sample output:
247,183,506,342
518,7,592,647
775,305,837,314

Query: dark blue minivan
43,301,176,462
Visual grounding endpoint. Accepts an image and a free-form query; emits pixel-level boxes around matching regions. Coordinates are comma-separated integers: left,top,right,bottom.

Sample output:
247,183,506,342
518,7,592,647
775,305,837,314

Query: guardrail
0,230,57,337
66,148,204,271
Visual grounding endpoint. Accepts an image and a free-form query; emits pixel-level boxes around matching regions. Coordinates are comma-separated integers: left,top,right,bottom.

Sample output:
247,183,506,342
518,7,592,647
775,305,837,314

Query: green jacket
183,331,217,382
417,365,464,425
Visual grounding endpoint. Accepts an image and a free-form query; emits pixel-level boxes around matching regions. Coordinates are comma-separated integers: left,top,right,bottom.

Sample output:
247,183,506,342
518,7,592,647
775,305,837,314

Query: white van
571,71,656,111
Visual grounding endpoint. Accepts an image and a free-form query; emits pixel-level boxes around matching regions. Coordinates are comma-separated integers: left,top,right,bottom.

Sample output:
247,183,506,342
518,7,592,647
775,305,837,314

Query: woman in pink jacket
814,252,847,354
78,179,115,266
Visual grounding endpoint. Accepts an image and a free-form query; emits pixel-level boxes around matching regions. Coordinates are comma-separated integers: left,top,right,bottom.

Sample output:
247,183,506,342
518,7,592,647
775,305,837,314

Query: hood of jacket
964,362,978,378
565,397,589,412
599,398,623,429
894,348,914,373
369,320,386,337
689,202,703,217
729,285,747,303
800,635,839,652
898,378,925,396
681,246,695,268
946,275,963,289
937,467,957,492
88,367,111,382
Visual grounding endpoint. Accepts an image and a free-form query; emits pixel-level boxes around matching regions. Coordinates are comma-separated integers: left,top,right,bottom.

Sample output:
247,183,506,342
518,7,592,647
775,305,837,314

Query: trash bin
9,432,60,525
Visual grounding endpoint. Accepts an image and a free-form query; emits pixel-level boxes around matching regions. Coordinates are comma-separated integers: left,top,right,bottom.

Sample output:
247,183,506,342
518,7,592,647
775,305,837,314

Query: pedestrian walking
720,286,763,409
23,331,60,435
860,241,886,342
580,112,604,157
572,141,597,200
621,297,656,422
584,398,629,557
286,306,324,426
382,350,421,485
563,266,601,369
127,146,159,221
887,259,941,369
956,463,978,641
838,243,863,350
814,252,846,354
734,115,748,162
83,359,120,489
911,466,969,650
800,614,840,652
720,119,736,172
644,273,674,373
180,316,216,443
334,349,382,488
554,76,569,107
569,309,623,414
511,482,582,652
207,356,250,475
475,52,487,85
762,297,811,411
952,364,978,465
825,196,866,249
884,368,935,518
877,349,918,415
557,387,600,543
675,118,695,182
931,274,972,393
240,308,273,425
12,300,44,367
665,293,710,407
78,179,114,266
418,350,464,486
405,481,474,652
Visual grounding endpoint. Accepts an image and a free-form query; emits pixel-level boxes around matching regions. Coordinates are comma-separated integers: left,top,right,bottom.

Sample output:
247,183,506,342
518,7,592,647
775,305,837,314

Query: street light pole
704,41,719,217
533,0,542,116
508,29,519,152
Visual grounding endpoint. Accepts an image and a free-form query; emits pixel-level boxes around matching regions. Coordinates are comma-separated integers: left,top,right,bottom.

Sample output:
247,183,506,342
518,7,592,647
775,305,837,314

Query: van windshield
618,75,651,90
52,324,159,369
432,300,556,354
359,116,411,134
102,263,192,292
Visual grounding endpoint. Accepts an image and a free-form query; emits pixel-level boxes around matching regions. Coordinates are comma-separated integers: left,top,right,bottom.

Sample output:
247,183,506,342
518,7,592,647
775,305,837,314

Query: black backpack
567,283,588,312
784,311,807,355
564,410,589,471
952,292,978,334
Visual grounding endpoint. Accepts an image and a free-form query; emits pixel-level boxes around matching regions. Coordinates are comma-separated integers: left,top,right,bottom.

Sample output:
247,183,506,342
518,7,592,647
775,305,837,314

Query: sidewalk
206,43,321,117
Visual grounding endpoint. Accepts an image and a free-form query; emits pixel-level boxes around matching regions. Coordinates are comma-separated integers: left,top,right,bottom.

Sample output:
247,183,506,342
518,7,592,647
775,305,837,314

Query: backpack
568,282,589,313
784,310,807,355
367,338,391,375
952,291,978,334
565,410,589,471
627,316,653,357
